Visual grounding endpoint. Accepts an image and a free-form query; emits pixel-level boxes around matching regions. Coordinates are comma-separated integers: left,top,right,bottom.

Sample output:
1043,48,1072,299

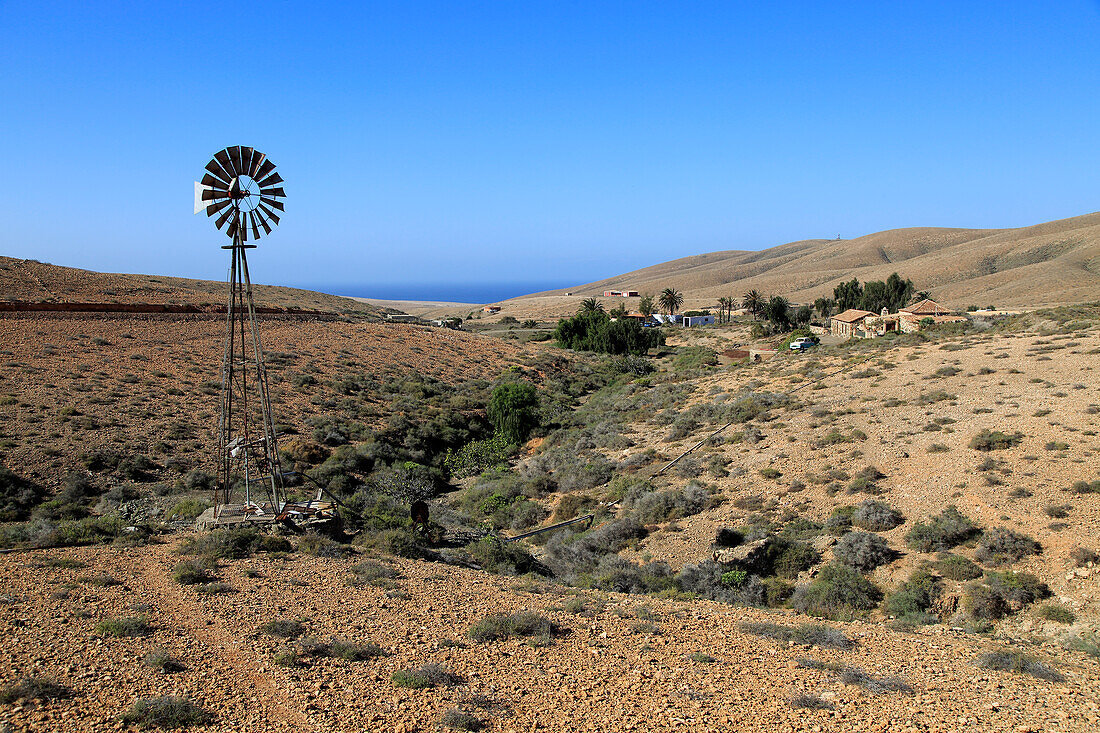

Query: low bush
905,506,979,552
934,553,983,580
260,619,305,639
348,561,401,586
834,666,912,694
468,611,558,643
143,649,185,673
789,694,834,710
976,650,1064,682
391,663,464,689
120,696,210,729
969,429,1023,451
833,531,895,572
586,555,675,595
171,559,216,585
964,571,1047,620
176,528,291,559
300,635,386,661
194,581,234,595
297,533,356,558
95,615,152,638
440,708,486,731
0,676,72,704
739,621,853,650
884,568,941,624
1035,603,1075,624
463,536,543,576
851,500,904,532
619,481,715,525
975,528,1041,566
790,564,882,620
0,466,44,521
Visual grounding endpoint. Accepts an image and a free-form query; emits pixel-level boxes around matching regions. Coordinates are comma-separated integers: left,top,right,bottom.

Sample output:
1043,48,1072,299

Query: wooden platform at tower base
195,500,338,531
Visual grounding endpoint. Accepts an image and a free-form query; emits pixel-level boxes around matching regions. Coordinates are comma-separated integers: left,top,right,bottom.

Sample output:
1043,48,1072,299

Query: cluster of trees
739,290,810,333
554,302,665,355
831,273,925,314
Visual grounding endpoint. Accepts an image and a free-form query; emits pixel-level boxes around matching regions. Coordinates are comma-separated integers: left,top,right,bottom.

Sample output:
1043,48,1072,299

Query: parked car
789,336,818,351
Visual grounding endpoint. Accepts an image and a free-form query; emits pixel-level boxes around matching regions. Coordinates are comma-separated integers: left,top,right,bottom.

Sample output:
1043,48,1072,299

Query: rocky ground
1,542,1097,732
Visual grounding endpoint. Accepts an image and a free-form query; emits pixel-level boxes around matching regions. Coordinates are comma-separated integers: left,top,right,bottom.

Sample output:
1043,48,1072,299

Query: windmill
195,146,287,521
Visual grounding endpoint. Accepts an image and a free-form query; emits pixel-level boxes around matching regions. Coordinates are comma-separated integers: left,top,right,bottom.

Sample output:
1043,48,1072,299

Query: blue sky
2,2,1099,296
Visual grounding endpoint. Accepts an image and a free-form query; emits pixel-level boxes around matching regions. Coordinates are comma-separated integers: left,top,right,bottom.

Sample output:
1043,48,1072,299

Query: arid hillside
482,212,1100,321
0,256,380,315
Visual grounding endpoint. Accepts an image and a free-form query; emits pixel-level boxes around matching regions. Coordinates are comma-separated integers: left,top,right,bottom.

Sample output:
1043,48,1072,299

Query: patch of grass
391,663,464,689
1065,632,1100,659
120,696,211,729
78,572,121,587
33,556,86,569
297,532,356,558
759,468,781,479
687,651,717,663
95,615,152,637
0,676,72,704
1035,603,1075,624
347,560,401,587
194,581,234,595
468,611,559,643
328,638,386,661
739,621,854,649
976,650,1064,682
176,527,291,559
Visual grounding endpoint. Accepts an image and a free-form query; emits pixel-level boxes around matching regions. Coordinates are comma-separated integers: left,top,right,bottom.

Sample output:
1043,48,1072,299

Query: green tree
610,302,628,319
638,295,655,318
794,305,812,326
658,288,683,316
487,382,539,444
765,295,791,331
833,279,863,311
813,297,834,319
741,290,764,320
717,297,731,323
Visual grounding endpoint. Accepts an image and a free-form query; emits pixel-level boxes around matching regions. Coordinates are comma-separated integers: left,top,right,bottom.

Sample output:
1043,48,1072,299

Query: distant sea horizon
289,281,579,304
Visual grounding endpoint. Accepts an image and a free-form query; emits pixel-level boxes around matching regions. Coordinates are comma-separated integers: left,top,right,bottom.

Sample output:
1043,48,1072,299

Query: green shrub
0,677,72,704
969,430,1023,451
554,310,664,356
96,615,152,638
790,564,882,620
468,611,558,643
297,533,356,558
934,553,983,580
328,638,385,661
355,528,433,560
165,499,210,521
194,581,234,595
463,536,543,576
171,559,216,585
975,528,1041,566
905,506,979,552
176,527,290,559
790,694,834,710
348,561,401,586
884,568,941,624
120,696,210,729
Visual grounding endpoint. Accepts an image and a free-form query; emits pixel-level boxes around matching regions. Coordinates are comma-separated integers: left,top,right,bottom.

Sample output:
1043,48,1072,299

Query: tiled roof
832,308,875,323
901,299,951,316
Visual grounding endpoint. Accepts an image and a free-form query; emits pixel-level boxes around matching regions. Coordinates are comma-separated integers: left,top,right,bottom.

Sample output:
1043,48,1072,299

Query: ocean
292,281,578,304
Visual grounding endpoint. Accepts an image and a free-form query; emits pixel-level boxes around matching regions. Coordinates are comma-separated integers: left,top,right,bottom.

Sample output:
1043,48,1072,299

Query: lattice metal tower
194,146,287,514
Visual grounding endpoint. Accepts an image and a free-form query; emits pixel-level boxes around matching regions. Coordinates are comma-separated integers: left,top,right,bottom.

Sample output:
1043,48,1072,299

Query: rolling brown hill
0,256,381,315
518,211,1100,311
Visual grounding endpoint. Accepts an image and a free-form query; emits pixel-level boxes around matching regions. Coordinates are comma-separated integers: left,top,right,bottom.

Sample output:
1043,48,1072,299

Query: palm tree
764,295,791,331
742,290,764,321
578,297,604,315
658,288,683,316
717,297,731,324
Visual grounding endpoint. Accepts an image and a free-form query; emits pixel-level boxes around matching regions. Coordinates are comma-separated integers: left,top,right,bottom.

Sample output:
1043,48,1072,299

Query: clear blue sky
2,2,1099,296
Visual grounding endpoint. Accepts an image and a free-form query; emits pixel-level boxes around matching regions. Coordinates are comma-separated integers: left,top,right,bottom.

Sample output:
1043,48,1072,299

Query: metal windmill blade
195,146,285,242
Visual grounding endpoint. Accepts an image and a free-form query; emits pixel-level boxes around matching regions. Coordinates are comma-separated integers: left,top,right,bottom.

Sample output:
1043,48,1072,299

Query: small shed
682,314,716,327
830,309,875,338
